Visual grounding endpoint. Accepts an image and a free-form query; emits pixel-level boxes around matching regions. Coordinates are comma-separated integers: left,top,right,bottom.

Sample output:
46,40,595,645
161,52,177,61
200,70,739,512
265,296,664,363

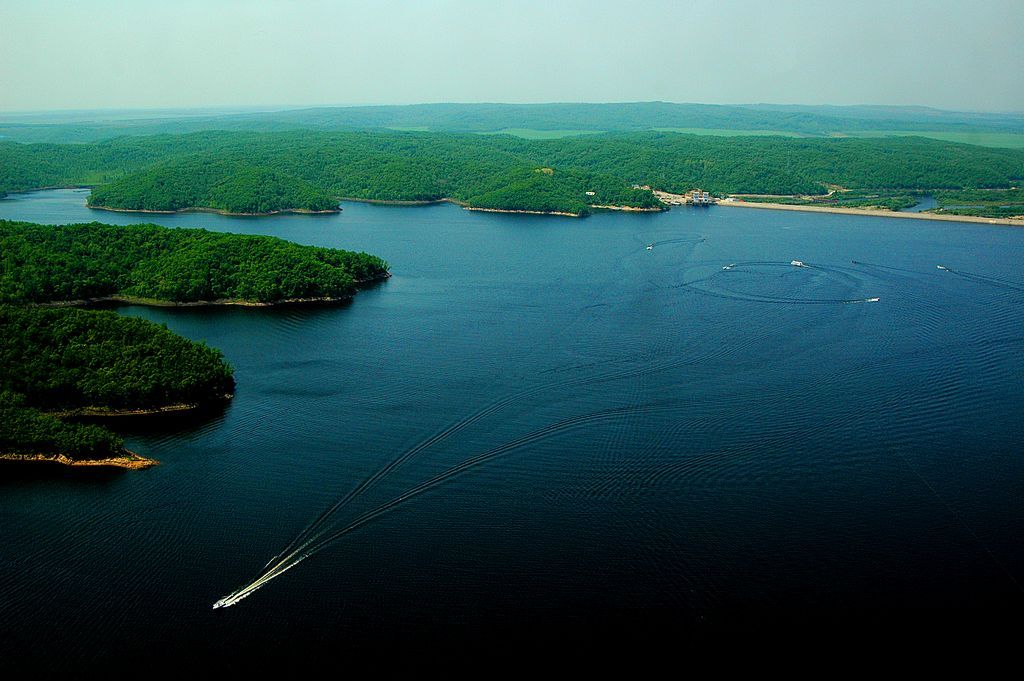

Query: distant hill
2,102,1023,144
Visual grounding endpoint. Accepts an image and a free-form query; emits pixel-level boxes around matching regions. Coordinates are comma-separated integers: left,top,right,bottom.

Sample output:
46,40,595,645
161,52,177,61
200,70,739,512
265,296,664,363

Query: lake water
905,194,937,212
2,190,1023,666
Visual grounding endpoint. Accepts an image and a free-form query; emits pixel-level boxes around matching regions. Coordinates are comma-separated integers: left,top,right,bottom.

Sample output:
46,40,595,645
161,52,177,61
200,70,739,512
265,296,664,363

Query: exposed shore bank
589,204,664,213
86,203,340,217
35,271,391,310
42,294,357,308
0,451,157,469
338,196,450,206
49,397,233,419
339,195,658,217
718,199,1024,226
465,206,581,217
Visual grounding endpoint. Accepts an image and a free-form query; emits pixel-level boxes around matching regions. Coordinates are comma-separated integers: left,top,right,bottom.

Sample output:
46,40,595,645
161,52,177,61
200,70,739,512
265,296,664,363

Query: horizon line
2,101,1024,119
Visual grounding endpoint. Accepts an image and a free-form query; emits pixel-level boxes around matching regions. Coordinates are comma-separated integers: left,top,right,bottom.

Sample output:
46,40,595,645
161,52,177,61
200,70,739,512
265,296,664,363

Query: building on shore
689,189,714,206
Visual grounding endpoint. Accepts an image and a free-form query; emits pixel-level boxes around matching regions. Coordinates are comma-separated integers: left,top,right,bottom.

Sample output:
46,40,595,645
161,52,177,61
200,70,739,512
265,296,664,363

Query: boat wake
672,260,881,305
936,265,1024,292
212,401,679,609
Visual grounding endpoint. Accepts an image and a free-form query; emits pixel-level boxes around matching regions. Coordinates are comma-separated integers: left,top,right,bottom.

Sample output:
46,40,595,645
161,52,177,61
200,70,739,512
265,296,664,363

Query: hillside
88,157,338,214
3,129,1023,216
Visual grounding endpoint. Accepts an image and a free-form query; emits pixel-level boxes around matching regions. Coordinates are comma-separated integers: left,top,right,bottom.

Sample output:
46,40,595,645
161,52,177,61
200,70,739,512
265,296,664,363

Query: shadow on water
69,399,233,438
0,460,131,487
83,294,370,315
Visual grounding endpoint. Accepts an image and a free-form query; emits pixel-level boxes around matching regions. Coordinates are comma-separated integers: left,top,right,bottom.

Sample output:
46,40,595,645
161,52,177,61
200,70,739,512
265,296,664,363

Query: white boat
866,297,880,302
936,264,949,270
722,263,736,270
646,244,654,250
791,260,807,268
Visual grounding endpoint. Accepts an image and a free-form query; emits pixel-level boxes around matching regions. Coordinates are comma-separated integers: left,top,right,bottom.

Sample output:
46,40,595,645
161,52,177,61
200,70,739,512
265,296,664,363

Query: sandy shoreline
718,199,1023,226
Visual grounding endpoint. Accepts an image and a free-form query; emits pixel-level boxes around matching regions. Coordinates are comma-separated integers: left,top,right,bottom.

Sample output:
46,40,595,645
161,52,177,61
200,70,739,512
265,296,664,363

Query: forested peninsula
0,220,390,467
3,129,1021,218
0,220,390,305
0,306,235,468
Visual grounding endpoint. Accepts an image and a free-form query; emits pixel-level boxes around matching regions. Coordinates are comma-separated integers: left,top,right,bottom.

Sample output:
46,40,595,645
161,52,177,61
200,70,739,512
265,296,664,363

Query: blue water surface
1,190,1022,665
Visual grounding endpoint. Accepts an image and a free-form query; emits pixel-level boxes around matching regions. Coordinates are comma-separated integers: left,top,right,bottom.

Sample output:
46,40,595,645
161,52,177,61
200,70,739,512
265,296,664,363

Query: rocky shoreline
0,451,158,469
49,396,233,419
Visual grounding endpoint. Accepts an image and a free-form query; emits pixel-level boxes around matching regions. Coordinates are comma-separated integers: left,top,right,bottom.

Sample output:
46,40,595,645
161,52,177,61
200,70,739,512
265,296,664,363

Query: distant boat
936,264,949,270
646,244,654,250
866,297,880,302
791,260,807,268
722,263,736,270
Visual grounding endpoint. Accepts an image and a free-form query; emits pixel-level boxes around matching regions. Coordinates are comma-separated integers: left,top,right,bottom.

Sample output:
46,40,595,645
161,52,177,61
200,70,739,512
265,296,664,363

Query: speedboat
936,264,949,271
722,263,736,270
791,260,807,268
866,297,880,302
646,244,654,250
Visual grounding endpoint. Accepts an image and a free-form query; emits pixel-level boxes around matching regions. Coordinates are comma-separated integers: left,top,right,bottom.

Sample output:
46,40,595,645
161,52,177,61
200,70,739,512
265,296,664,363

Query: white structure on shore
690,189,713,206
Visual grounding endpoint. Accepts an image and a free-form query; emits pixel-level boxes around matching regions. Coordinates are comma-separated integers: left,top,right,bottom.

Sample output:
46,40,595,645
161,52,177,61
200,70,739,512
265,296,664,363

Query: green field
845,130,1024,149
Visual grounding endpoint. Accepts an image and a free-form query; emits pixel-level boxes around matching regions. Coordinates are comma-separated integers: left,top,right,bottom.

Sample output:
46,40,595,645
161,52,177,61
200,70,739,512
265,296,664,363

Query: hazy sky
2,0,1022,113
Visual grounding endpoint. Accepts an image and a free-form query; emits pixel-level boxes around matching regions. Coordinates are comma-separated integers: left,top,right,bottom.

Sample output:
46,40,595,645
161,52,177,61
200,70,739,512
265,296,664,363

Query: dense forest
88,158,339,214
0,306,234,410
3,129,1021,217
0,390,125,460
0,220,390,304
0,306,235,461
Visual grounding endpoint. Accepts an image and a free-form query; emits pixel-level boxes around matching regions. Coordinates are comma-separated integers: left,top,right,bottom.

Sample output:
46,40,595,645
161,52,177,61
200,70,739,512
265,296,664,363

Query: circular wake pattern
675,261,881,305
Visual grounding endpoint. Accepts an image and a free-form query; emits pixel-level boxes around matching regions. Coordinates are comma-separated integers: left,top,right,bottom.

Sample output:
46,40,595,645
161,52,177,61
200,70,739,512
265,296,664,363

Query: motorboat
646,244,654,250
936,264,949,270
722,263,736,270
791,260,807,268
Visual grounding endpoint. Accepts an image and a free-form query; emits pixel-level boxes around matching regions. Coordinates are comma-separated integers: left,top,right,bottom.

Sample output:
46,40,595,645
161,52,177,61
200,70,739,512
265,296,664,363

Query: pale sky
1,0,1022,113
